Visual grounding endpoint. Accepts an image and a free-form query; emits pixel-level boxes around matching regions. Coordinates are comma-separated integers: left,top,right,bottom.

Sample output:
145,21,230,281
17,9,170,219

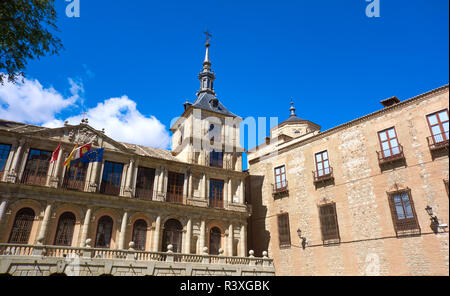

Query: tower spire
197,30,216,96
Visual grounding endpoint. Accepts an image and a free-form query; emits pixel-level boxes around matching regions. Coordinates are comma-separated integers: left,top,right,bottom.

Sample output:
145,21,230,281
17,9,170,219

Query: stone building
0,41,275,276
247,85,449,276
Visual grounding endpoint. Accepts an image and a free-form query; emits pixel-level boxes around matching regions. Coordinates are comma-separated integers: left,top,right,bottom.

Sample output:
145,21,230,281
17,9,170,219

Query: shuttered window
319,203,340,244
388,189,421,237
277,213,291,248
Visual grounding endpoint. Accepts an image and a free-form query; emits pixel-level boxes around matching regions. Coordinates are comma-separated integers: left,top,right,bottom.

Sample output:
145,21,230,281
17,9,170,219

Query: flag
64,144,78,167
72,143,92,161
50,143,61,164
80,148,104,164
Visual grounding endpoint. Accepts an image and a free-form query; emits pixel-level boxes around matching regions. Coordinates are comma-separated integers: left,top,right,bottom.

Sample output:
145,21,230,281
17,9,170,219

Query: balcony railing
20,171,48,186
99,182,121,196
0,243,274,267
61,176,86,191
313,167,334,183
209,198,224,209
135,187,153,201
377,145,405,165
272,181,289,195
166,192,183,204
427,132,449,151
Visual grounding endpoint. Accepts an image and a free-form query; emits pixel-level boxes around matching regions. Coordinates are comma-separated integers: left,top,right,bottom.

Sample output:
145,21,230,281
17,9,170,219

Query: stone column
153,216,161,252
239,179,245,205
224,178,229,208
89,161,100,192
153,167,160,200
118,211,129,249
199,219,206,254
227,222,234,257
37,203,52,245
0,200,8,225
50,146,64,188
201,174,207,200
183,170,189,202
240,224,247,257
80,208,92,247
185,218,192,254
188,172,193,199
124,160,134,197
8,140,24,183
228,178,233,204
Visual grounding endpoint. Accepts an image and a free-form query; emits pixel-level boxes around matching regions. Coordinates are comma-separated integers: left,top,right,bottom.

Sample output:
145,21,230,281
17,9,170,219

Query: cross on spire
204,30,212,45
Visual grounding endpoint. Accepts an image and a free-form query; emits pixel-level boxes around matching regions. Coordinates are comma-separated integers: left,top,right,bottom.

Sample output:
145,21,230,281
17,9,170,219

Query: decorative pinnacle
290,99,296,116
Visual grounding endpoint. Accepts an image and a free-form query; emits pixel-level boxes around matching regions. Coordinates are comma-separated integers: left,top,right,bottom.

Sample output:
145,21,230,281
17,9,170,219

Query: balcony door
427,110,449,144
162,219,183,253
21,149,52,186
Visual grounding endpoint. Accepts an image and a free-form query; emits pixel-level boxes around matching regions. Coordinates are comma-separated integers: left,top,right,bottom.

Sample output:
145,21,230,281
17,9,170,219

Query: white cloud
44,96,171,149
0,76,80,123
0,76,171,149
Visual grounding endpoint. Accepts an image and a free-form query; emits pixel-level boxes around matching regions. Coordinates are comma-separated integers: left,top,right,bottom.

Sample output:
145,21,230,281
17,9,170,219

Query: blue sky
1,0,449,162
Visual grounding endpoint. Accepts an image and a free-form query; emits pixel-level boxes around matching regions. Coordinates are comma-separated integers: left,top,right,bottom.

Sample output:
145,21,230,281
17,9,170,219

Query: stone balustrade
0,243,275,276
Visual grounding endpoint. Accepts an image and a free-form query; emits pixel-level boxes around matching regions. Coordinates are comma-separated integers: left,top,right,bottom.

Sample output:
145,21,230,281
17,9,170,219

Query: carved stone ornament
68,127,100,146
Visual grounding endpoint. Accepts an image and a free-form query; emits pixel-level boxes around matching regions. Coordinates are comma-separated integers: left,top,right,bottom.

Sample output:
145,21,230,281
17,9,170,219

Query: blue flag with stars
80,148,104,164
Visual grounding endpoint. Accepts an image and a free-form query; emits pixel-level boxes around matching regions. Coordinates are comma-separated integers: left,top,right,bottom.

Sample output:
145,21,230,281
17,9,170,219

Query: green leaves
0,0,63,84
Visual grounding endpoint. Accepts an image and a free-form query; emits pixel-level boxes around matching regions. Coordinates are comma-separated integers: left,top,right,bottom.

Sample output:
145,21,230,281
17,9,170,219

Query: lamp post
297,229,307,250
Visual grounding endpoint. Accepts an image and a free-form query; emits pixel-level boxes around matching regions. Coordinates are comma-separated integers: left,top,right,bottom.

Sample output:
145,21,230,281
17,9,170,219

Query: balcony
427,132,449,151
99,182,121,196
135,187,153,201
166,192,184,204
20,171,48,187
377,145,405,165
61,176,86,191
313,167,334,184
209,198,224,209
272,181,289,196
0,243,275,277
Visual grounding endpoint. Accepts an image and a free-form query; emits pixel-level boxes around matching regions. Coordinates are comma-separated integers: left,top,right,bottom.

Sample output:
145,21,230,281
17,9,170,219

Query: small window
387,189,421,237
427,109,449,144
319,203,340,245
315,151,331,177
277,213,291,248
378,127,401,158
274,166,287,190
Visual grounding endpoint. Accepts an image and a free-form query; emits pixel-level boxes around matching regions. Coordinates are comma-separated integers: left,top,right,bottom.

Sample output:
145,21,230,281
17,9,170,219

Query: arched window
9,208,35,244
95,216,114,248
162,219,183,253
132,219,148,251
54,212,76,246
209,227,222,255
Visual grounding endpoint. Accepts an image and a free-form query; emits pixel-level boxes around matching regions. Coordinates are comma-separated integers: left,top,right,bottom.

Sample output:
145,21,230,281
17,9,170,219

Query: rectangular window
274,165,287,191
209,179,224,209
210,150,223,168
135,167,155,201
0,144,11,180
427,109,449,144
277,213,291,248
167,172,184,204
378,127,401,158
21,149,52,186
315,151,331,177
100,161,124,196
388,189,421,237
319,203,340,244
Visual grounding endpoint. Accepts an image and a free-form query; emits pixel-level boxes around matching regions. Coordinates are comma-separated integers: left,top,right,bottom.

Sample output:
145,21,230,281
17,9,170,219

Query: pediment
22,124,133,154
